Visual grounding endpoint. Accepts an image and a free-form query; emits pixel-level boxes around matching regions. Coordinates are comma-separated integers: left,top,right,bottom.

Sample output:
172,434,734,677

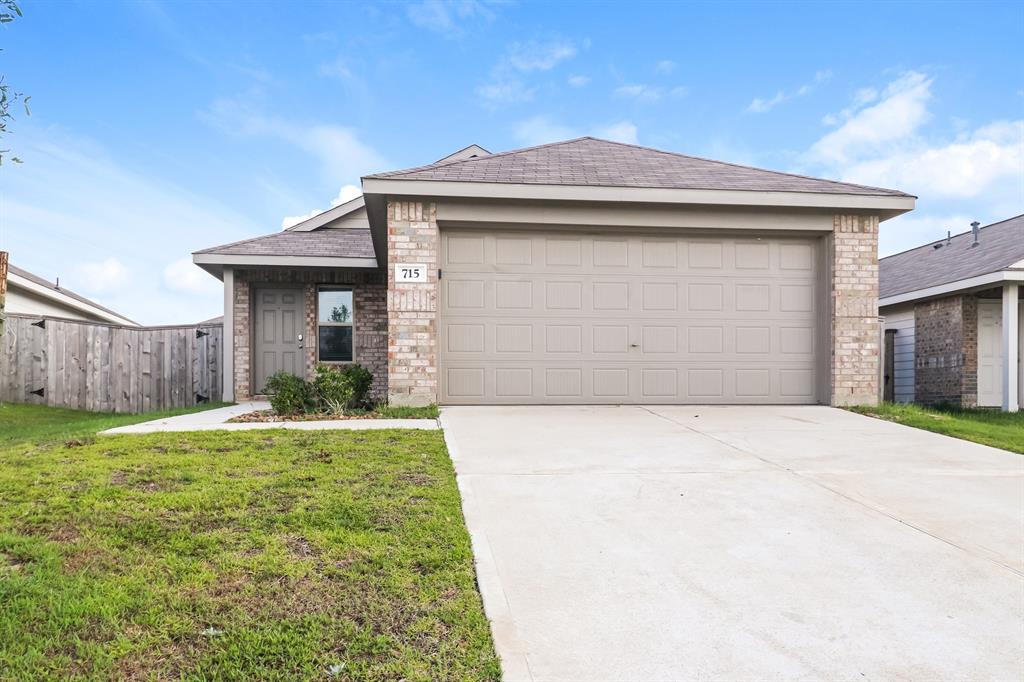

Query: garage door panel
440,230,820,404
438,362,819,404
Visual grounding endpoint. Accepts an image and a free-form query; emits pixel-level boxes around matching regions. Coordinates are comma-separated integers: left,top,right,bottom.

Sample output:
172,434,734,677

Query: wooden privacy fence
1,314,223,413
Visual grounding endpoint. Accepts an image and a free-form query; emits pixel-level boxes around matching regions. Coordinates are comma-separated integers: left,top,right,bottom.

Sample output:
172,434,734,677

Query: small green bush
313,363,374,414
263,372,313,415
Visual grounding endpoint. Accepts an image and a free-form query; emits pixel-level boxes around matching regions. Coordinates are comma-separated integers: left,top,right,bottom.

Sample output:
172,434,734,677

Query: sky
0,0,1021,325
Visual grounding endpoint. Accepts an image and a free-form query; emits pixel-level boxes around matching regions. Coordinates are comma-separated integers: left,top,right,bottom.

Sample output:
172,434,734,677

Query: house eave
192,253,379,280
361,178,916,220
879,269,1024,308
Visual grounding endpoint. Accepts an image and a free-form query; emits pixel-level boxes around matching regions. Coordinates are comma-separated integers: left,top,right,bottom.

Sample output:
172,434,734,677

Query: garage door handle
630,344,639,348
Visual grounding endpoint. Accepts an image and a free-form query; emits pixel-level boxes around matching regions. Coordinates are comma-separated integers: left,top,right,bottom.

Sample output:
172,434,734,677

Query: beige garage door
439,229,821,404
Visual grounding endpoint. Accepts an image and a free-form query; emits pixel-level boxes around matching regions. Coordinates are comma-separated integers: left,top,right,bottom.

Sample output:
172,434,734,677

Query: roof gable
880,214,1024,300
366,137,911,197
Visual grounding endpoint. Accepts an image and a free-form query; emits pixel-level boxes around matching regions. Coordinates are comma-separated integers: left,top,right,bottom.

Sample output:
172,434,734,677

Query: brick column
831,214,880,405
914,293,978,407
387,200,439,406
233,276,251,400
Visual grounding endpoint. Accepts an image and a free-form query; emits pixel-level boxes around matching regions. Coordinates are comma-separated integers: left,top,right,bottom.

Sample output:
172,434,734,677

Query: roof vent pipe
971,221,981,247
946,230,951,246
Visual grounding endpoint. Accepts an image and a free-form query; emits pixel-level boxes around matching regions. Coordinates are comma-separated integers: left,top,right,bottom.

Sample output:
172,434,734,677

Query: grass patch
366,404,440,420
849,402,1024,454
0,401,230,448
0,417,499,680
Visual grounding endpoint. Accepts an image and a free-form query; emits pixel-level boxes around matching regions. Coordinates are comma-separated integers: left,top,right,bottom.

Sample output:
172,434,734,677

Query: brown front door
254,288,304,394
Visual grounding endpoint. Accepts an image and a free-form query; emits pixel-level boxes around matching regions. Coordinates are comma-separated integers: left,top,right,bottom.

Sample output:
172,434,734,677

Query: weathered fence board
0,314,223,413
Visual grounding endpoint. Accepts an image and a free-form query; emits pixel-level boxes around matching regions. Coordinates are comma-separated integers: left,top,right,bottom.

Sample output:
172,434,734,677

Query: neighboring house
4,264,139,326
880,215,1024,412
194,137,915,406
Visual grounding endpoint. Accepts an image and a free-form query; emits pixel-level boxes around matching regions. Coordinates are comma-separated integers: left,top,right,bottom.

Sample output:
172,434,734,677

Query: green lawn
0,401,231,448
849,402,1024,454
0,405,499,681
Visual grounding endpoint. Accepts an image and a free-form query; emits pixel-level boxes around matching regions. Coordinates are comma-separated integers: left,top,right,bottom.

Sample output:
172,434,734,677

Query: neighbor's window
318,288,354,362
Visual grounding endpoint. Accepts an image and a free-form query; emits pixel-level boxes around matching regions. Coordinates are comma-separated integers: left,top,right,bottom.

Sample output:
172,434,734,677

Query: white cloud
567,74,590,88
76,257,130,294
478,39,577,108
281,184,362,229
596,121,638,144
507,40,576,72
513,117,639,146
749,91,786,113
614,83,687,103
748,69,833,113
163,258,221,296
878,212,976,257
615,84,663,102
1,126,258,324
202,98,388,182
406,0,495,37
477,79,534,105
655,60,676,74
319,56,353,80
838,119,1024,199
514,116,577,146
809,71,932,163
799,70,1023,256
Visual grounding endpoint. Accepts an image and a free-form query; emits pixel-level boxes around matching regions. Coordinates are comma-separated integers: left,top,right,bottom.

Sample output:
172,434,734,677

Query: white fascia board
361,178,916,218
284,196,366,232
192,253,378,269
8,272,138,326
879,270,1024,307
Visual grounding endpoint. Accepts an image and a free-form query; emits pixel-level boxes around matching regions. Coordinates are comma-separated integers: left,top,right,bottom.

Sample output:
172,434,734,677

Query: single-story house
880,214,1023,412
194,137,915,407
4,263,139,326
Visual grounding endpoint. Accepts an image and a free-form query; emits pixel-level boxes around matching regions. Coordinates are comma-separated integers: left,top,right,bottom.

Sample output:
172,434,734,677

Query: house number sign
395,263,427,283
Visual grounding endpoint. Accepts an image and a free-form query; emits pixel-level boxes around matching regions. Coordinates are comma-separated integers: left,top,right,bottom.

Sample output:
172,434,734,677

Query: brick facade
231,268,387,401
830,214,881,406
914,293,978,407
228,208,885,408
386,201,439,406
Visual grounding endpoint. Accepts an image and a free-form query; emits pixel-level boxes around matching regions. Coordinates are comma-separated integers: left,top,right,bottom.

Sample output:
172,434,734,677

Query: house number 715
395,263,427,283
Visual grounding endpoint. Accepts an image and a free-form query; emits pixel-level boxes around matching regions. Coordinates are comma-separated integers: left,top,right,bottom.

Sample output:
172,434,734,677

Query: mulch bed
227,410,430,423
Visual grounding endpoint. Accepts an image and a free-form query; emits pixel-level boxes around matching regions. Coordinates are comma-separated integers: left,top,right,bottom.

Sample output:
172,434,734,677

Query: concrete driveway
441,405,1024,682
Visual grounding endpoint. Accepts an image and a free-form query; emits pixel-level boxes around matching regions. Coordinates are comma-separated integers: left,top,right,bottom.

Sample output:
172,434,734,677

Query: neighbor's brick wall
231,268,387,401
914,293,978,407
831,214,880,406
387,200,439,406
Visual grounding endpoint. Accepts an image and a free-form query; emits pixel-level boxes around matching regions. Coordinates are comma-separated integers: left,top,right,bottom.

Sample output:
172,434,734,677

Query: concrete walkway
442,405,1024,682
101,401,438,434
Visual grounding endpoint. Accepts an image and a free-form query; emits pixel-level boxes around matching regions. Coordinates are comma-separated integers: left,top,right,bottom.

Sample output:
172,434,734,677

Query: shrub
263,372,313,416
313,364,373,414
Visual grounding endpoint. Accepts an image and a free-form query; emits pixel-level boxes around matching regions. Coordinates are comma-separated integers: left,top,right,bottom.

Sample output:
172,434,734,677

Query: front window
318,288,354,362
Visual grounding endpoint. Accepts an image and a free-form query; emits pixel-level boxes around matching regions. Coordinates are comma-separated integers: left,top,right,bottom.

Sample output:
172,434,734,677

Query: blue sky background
1,0,1021,324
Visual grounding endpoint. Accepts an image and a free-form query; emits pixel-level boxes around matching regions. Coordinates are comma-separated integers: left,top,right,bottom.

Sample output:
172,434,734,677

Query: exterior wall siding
913,293,978,407
882,305,916,403
830,214,880,406
231,268,387,401
386,200,439,406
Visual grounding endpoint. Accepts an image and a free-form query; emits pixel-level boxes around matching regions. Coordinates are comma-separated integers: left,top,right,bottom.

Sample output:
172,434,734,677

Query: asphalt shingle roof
366,137,912,197
195,229,375,259
880,214,1024,299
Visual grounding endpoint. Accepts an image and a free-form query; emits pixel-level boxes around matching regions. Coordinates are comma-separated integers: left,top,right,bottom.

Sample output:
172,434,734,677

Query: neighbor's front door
254,288,304,394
